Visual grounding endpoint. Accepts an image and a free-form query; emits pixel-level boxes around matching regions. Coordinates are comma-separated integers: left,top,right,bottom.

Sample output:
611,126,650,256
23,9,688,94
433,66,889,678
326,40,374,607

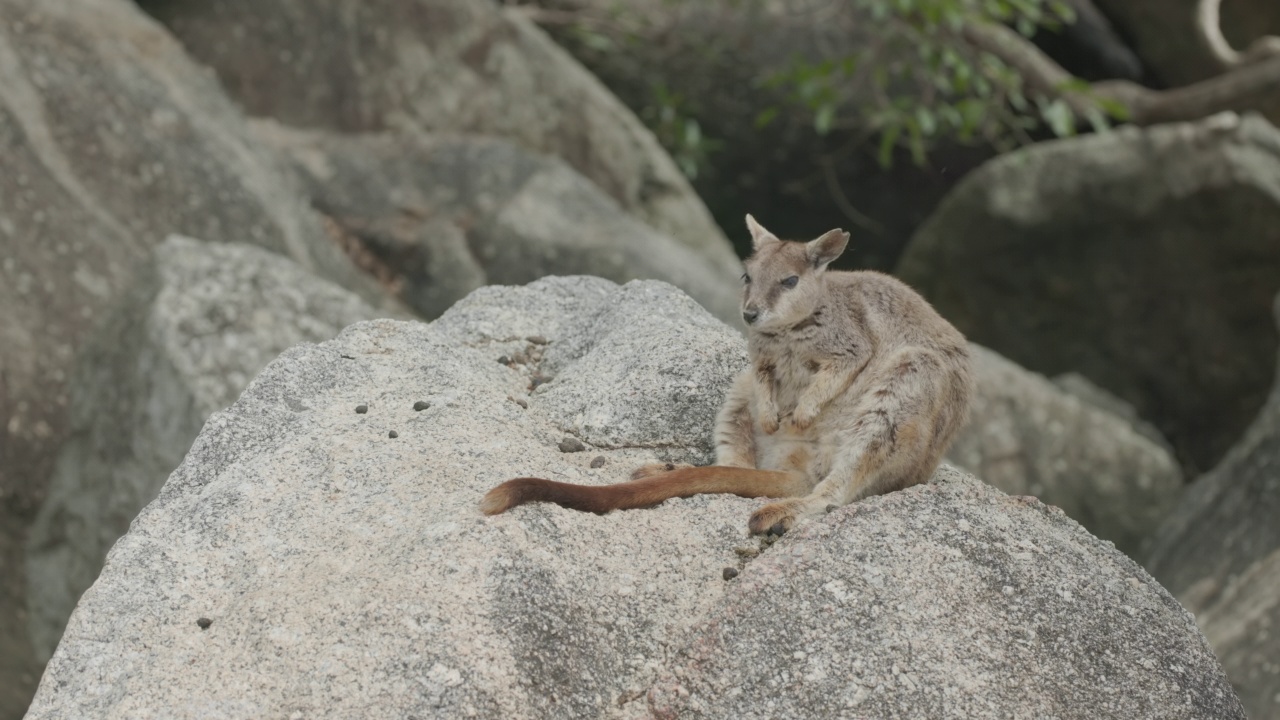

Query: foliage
758,0,1092,167
641,84,723,180
543,0,1113,176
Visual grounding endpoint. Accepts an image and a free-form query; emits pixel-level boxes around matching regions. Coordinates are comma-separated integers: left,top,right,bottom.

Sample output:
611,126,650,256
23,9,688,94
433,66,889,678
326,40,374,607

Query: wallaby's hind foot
629,462,693,480
747,501,796,536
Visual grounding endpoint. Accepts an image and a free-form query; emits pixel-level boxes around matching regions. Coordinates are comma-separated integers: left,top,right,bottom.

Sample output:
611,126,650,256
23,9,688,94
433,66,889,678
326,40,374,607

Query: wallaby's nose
742,308,759,325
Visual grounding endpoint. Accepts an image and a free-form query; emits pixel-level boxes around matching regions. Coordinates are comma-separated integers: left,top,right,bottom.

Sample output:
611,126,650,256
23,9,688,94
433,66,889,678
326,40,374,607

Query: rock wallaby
481,215,973,535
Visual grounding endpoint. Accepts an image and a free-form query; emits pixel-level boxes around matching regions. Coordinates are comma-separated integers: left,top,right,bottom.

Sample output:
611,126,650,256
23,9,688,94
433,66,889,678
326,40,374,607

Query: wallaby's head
739,215,849,330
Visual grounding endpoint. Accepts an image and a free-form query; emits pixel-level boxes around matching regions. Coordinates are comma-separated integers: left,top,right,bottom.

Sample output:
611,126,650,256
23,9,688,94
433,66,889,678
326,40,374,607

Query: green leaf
916,107,937,136
1054,77,1091,94
683,119,702,147
1041,98,1075,137
906,121,927,165
815,103,837,135
1096,96,1131,121
877,124,902,168
754,106,780,129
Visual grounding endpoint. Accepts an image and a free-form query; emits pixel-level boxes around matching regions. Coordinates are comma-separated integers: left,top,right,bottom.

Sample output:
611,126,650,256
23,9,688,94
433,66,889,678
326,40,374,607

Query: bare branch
963,20,1280,126
1197,0,1280,70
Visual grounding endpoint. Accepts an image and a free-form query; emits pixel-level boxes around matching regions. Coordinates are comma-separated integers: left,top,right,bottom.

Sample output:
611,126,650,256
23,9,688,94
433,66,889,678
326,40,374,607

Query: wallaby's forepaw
748,501,797,536
760,414,780,435
629,462,692,480
790,404,818,430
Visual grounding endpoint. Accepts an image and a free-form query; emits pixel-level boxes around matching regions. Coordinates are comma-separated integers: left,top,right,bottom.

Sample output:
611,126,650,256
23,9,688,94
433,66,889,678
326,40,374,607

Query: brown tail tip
480,478,544,515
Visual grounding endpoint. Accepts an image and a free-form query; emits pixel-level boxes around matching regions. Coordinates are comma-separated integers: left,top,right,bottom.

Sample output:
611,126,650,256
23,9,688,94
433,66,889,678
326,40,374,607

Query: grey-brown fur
722,215,974,534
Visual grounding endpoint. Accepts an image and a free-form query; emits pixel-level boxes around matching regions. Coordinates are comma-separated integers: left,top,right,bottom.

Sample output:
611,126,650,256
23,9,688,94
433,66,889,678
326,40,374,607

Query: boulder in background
135,0,739,273
950,346,1182,558
24,236,383,663
898,112,1280,476
260,124,743,324
1146,294,1280,720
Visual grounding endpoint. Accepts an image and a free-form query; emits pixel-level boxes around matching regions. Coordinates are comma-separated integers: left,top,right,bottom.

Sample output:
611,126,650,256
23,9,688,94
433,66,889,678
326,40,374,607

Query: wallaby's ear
745,214,779,251
806,229,849,269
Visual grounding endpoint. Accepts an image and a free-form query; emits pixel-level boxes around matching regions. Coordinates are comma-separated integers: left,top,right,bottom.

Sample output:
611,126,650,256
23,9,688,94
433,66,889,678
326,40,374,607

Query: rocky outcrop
0,2,388,712
25,278,1241,719
950,346,1182,558
135,0,738,272
24,236,383,664
898,112,1280,476
647,467,1236,719
1147,294,1280,720
259,124,743,324
0,0,385,522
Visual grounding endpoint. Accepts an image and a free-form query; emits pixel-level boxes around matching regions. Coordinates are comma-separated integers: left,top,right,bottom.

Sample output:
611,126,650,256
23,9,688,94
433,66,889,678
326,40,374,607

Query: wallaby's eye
781,275,799,289
742,273,751,284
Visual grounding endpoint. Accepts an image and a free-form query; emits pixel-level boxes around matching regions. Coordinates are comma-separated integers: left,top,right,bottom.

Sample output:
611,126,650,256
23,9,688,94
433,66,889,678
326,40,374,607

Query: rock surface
136,0,738,272
648,467,1239,719
24,236,383,664
949,346,1182,558
25,278,1241,719
1147,294,1280,720
898,112,1280,475
0,0,383,714
260,124,743,324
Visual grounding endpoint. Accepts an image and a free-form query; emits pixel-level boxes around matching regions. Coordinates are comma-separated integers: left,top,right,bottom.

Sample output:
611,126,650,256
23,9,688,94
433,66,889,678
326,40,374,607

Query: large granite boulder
23,236,383,665
951,346,1182,558
0,0,386,514
135,0,739,273
647,468,1236,719
259,124,743,323
24,278,1241,719
1146,294,1280,720
0,1,384,712
898,112,1280,476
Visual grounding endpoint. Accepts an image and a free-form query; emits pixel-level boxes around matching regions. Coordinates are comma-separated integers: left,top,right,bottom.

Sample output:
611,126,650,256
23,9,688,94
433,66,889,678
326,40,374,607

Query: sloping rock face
0,0,381,521
950,346,1182,558
647,467,1238,719
24,237,383,665
259,124,743,323
0,2,383,713
25,278,1241,719
1147,295,1280,720
898,112,1280,476
135,0,738,272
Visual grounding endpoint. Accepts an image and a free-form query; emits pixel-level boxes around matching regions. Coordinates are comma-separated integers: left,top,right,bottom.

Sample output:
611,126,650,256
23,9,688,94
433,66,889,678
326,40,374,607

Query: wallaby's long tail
480,466,804,516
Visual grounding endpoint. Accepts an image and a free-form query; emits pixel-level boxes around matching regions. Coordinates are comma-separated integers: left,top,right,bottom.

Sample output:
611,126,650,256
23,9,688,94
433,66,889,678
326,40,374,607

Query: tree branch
1197,0,1280,70
962,20,1280,126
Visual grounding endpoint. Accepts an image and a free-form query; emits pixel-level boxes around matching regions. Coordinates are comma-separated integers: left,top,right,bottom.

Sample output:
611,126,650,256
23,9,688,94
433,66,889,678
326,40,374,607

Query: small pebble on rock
590,456,607,468
388,430,398,439
526,335,549,345
513,397,528,409
497,355,510,365
355,404,368,414
196,618,212,630
413,401,429,411
722,568,739,581
558,437,586,453
734,545,760,559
